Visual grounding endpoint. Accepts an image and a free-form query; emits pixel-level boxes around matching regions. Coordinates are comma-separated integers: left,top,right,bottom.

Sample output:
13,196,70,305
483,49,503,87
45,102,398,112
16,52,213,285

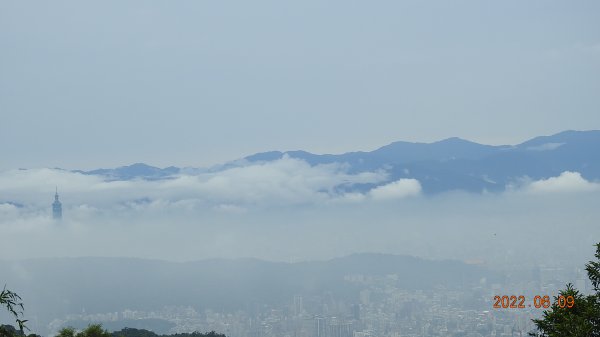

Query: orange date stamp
493,295,575,309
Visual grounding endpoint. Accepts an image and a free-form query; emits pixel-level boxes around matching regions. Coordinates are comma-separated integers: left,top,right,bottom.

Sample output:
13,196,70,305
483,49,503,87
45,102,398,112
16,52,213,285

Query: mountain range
75,130,600,194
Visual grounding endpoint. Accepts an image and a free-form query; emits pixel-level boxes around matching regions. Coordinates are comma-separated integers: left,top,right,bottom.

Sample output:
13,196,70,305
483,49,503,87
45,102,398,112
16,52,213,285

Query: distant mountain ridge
73,130,600,194
73,163,181,181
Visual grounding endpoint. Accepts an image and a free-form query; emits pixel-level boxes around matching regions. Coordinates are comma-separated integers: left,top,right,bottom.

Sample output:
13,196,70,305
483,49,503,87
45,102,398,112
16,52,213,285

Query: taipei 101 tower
52,187,62,220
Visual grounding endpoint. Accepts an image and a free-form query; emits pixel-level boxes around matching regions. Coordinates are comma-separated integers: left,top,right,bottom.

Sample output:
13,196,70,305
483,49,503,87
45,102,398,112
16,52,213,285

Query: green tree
58,325,112,337
111,328,227,337
76,324,112,337
530,243,600,336
0,285,27,332
56,327,76,337
111,328,158,337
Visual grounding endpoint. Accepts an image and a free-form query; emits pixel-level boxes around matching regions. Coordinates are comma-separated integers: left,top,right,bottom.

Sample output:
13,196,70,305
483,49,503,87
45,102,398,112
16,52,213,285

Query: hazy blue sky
1,1,599,169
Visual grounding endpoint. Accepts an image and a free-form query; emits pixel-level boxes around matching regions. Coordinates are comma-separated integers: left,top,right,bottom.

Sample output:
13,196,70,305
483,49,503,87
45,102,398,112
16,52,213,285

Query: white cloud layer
0,166,598,269
2,164,598,219
368,179,422,200
526,171,600,193
0,158,393,212
526,142,564,151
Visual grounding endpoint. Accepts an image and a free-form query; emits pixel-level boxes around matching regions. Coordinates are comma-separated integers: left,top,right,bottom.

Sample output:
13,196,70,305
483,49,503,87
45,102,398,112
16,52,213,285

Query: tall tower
52,187,62,220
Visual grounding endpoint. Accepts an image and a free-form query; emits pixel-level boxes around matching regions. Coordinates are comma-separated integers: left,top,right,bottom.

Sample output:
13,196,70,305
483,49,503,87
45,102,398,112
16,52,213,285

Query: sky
1,0,599,170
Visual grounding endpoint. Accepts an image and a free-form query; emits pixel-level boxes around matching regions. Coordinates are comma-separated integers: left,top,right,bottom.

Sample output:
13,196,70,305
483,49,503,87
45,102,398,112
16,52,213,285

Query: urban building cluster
47,266,590,337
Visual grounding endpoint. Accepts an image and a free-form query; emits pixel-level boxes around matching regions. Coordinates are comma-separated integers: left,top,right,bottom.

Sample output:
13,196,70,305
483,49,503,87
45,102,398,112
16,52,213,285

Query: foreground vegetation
0,325,224,337
0,325,39,337
57,325,225,337
530,243,600,336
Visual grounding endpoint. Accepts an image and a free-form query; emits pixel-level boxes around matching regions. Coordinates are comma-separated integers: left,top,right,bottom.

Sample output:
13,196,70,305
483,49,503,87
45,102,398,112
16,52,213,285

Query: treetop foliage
0,325,40,337
57,325,225,337
585,243,600,293
530,243,600,337
0,285,28,332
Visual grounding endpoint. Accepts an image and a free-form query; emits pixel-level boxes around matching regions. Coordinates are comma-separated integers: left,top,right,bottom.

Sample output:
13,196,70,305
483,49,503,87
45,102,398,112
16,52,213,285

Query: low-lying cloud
526,171,600,193
4,159,597,213
1,159,599,270
369,179,422,200
0,158,391,210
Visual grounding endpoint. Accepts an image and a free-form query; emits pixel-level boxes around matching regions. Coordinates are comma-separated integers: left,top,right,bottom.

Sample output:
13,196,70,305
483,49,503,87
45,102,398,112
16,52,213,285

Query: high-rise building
52,187,62,220
315,316,327,337
293,295,303,316
351,304,360,321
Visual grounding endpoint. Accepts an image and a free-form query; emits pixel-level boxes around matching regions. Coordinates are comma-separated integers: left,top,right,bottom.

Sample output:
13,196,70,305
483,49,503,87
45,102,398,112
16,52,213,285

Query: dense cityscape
46,267,591,337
